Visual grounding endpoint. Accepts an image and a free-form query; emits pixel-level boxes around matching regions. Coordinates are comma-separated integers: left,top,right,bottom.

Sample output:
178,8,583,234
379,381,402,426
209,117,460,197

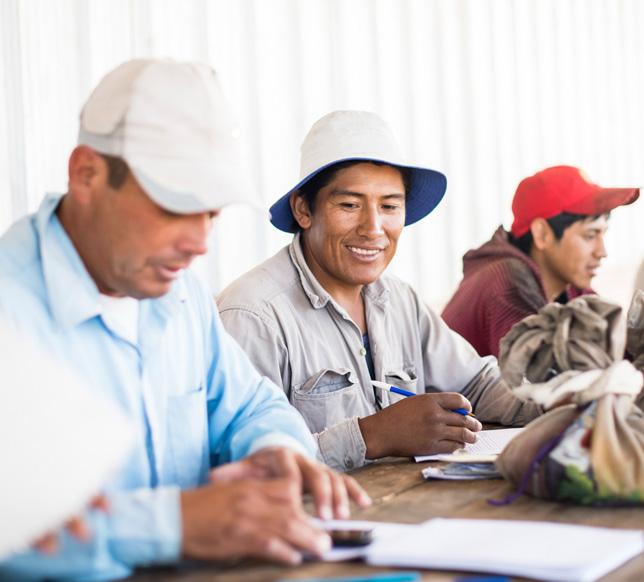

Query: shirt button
345,458,354,469
359,347,367,356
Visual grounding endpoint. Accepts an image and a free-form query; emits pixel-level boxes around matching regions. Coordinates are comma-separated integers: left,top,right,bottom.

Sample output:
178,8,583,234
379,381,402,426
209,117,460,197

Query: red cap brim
564,187,639,215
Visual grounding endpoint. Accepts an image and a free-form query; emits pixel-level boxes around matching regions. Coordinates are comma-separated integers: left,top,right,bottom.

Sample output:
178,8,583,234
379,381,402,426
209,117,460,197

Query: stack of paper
415,428,522,463
367,518,644,582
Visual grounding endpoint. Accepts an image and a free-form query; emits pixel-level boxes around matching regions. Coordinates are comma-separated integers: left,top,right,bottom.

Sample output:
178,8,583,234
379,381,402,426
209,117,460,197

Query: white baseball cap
78,59,259,214
269,110,447,232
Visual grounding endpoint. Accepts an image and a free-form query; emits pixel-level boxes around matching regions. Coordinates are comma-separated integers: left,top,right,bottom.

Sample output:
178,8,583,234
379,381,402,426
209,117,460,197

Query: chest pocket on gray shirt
376,368,419,407
292,368,373,433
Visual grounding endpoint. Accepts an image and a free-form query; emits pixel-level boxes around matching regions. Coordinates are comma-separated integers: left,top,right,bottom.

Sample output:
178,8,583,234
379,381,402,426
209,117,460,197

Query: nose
176,213,213,257
357,203,384,237
594,234,607,259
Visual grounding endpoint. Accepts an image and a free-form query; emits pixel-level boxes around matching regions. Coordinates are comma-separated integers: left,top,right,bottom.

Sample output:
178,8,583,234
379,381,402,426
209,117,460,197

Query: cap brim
269,157,447,233
565,187,640,215
128,155,261,215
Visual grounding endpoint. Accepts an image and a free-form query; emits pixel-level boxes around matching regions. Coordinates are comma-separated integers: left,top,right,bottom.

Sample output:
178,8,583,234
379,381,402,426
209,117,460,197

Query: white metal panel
0,0,642,310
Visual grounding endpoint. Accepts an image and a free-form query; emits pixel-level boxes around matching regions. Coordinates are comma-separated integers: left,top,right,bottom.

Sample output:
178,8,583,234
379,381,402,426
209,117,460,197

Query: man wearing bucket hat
218,110,541,472
442,166,639,358
0,61,370,580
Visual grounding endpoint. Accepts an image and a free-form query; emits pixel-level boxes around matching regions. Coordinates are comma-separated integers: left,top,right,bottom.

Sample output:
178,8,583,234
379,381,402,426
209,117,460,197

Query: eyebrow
330,189,405,200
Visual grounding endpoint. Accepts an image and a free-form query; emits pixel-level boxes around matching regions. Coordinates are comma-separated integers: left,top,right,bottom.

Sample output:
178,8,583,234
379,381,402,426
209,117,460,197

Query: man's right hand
358,392,482,459
180,478,331,565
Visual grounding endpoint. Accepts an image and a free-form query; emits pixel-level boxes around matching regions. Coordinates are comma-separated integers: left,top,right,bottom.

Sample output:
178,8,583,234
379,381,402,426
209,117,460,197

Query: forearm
211,376,317,465
0,486,182,580
462,361,543,426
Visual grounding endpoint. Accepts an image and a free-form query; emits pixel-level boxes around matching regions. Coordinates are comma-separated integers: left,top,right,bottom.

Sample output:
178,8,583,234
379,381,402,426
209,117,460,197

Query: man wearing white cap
218,110,542,471
0,61,369,580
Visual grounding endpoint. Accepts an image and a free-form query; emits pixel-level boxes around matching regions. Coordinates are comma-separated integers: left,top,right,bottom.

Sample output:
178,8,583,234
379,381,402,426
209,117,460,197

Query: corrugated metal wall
1,0,643,308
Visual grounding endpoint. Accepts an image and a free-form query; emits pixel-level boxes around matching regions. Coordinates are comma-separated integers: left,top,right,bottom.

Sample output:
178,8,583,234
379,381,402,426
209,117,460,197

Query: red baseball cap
511,165,639,237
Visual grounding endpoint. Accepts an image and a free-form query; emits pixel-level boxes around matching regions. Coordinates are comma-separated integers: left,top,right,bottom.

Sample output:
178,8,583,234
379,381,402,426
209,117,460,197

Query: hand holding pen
358,382,482,459
373,381,477,417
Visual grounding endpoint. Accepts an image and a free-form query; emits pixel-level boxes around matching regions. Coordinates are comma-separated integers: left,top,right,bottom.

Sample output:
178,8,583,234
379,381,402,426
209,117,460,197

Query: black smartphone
329,528,374,547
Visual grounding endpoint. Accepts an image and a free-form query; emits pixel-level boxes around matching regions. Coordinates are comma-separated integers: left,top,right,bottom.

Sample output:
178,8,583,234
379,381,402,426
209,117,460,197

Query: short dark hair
509,212,608,254
293,160,412,229
99,153,130,189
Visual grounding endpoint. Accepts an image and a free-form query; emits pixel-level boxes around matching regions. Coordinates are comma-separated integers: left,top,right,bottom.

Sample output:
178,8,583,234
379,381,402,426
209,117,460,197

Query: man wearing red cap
442,165,639,358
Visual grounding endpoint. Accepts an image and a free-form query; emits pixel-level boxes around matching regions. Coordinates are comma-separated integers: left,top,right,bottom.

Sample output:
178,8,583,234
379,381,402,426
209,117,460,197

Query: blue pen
372,381,475,417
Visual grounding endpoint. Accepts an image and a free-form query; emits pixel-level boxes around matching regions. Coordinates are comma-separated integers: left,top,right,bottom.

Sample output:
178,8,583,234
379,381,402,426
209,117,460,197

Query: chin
127,282,173,300
348,267,385,286
572,277,592,290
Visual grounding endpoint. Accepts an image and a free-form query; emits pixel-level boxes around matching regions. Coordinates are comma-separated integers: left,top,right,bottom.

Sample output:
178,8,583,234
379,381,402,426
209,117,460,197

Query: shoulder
474,255,533,285
217,246,298,315
378,273,437,322
0,215,45,311
0,215,39,279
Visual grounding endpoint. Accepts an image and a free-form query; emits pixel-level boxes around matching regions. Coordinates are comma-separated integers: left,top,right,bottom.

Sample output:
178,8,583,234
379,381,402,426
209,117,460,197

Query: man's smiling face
293,162,406,295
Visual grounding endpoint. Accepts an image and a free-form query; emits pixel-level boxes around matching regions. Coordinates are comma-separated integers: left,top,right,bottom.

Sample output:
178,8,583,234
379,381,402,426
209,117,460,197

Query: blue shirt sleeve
204,305,317,465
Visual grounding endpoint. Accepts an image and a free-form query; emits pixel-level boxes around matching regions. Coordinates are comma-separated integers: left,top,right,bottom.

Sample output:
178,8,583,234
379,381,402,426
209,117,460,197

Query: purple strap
488,433,564,506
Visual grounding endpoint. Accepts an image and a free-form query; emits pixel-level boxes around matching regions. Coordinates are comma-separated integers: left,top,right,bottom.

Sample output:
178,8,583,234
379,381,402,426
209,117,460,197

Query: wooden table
128,457,644,581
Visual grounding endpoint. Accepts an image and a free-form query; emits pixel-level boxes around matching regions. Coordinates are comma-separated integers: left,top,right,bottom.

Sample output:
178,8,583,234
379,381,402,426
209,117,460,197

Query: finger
298,458,333,520
90,495,109,512
443,411,482,433
254,535,303,566
343,474,372,508
464,415,483,432
33,533,58,554
275,515,331,558
328,470,350,519
435,392,472,412
245,507,330,563
64,517,90,542
442,425,479,445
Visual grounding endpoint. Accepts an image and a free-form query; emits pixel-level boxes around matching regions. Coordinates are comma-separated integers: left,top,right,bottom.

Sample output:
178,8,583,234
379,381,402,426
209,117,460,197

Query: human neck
300,238,366,330
529,248,567,302
57,195,119,296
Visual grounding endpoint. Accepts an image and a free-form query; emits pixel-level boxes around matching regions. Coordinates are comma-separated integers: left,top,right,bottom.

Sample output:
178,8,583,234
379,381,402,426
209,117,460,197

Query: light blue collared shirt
0,194,316,581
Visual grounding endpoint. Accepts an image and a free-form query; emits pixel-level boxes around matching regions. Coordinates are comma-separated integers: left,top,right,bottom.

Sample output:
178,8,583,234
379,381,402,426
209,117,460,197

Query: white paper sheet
367,518,644,582
414,428,523,462
312,519,419,562
0,325,134,558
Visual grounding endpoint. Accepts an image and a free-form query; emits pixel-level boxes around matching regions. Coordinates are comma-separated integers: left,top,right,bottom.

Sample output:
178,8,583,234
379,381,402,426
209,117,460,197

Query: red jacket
442,227,590,358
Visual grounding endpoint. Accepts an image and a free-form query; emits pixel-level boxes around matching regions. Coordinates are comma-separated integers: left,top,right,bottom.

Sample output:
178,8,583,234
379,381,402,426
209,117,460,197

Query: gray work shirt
217,234,541,471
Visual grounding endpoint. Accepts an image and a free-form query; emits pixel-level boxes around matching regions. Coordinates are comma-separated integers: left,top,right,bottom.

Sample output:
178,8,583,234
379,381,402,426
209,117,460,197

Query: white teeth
347,246,380,256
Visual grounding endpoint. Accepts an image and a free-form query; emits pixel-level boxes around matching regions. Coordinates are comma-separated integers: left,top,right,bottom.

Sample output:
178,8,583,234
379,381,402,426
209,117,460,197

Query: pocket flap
296,367,358,395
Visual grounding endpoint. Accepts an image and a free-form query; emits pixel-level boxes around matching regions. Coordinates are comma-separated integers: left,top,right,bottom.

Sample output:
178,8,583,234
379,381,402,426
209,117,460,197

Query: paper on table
0,325,134,559
367,518,644,582
414,428,522,462
312,519,420,562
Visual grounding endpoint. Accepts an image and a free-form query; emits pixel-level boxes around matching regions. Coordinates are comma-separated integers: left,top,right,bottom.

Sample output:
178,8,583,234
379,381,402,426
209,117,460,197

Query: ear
529,218,555,250
67,146,108,204
290,191,313,230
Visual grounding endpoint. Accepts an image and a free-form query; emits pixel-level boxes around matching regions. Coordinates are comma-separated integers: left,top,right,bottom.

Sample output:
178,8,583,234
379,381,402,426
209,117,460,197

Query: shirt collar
288,232,390,311
37,193,102,331
37,193,187,332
